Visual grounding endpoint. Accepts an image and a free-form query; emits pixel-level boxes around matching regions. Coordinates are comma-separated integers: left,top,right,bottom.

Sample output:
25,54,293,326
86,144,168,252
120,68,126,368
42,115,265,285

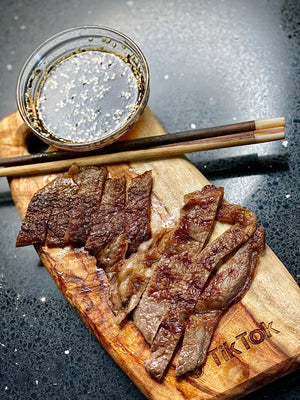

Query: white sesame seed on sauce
36,50,140,143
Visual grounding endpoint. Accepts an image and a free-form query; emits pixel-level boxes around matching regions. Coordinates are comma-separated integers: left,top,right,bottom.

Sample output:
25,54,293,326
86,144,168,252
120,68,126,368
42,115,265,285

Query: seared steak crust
16,165,79,247
144,202,259,381
16,168,264,382
125,170,153,255
111,229,171,324
134,186,224,347
85,177,127,252
64,166,108,245
144,224,249,380
175,227,265,376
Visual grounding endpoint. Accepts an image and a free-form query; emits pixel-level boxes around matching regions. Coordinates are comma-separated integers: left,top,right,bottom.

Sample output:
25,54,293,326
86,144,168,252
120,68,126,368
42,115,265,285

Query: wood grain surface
0,108,299,400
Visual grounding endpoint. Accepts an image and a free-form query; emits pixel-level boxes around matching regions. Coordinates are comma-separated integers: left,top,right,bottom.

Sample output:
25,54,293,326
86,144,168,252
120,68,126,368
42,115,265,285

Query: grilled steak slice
64,166,108,245
16,165,79,247
161,186,225,259
45,166,103,247
96,233,128,276
46,184,79,247
111,229,171,324
216,203,257,237
85,177,127,266
176,311,221,376
125,170,152,255
134,186,224,345
144,202,256,380
133,253,186,342
144,224,249,381
175,227,265,376
15,177,63,247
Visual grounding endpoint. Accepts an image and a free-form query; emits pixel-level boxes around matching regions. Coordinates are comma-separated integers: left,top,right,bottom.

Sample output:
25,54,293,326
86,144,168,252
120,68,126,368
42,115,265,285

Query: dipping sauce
35,50,140,143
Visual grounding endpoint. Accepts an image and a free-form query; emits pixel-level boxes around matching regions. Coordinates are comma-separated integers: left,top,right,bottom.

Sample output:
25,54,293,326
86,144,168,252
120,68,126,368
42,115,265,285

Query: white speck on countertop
127,0,134,6
4,386,8,391
190,123,196,129
6,64,12,71
164,74,169,79
64,349,70,354
20,25,26,30
0,343,6,347
40,297,46,302
232,116,237,121
286,194,290,198
14,15,19,20
35,380,39,385
282,140,288,147
14,348,17,352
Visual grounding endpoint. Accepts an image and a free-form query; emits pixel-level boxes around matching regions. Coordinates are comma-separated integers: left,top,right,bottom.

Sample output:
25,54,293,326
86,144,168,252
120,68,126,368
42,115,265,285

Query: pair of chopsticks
0,117,285,177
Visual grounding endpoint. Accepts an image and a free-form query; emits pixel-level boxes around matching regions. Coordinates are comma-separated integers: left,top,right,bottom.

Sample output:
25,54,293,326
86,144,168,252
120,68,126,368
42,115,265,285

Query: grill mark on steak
144,224,249,381
64,166,108,245
134,186,224,346
45,183,79,247
16,165,80,248
95,233,128,276
161,186,225,259
110,229,171,324
144,202,258,381
85,177,127,267
46,166,105,247
16,165,79,247
124,170,152,255
15,177,63,247
175,227,265,376
216,203,257,237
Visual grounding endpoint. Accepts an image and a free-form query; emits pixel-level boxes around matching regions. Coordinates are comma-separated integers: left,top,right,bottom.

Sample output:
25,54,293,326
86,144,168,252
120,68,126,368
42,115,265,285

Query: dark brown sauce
35,50,139,143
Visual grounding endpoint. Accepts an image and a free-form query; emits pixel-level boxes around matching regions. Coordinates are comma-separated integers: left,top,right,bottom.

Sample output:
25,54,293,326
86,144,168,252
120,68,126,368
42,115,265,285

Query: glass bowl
16,26,150,152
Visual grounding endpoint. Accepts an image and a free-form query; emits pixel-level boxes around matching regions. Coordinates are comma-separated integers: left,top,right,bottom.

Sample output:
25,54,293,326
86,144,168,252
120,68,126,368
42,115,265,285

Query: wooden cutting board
0,108,299,400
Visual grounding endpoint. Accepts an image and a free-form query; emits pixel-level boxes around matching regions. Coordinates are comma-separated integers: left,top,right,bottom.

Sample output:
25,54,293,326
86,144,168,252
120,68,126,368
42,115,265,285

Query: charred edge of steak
133,185,224,347
142,221,254,380
85,177,127,255
16,164,80,247
174,227,265,376
125,170,153,255
64,167,108,245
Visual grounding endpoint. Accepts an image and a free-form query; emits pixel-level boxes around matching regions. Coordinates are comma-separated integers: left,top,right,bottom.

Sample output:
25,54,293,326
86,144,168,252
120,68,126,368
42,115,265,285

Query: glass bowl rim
16,25,150,151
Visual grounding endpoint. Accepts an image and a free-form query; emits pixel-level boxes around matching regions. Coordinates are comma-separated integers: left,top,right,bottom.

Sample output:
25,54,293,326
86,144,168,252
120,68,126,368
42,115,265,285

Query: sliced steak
134,186,224,345
85,177,127,266
162,186,225,259
16,165,79,247
175,227,265,376
144,224,249,381
216,203,257,237
111,229,171,324
96,233,128,276
144,202,257,380
124,170,152,255
64,166,108,245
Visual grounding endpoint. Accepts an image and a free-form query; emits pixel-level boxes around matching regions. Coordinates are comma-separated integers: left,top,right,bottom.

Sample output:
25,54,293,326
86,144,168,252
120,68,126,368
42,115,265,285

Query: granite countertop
0,0,299,399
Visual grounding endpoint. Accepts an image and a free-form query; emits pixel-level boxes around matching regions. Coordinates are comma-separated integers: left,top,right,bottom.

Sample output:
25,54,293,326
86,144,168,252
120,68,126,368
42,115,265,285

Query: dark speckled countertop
0,1,299,399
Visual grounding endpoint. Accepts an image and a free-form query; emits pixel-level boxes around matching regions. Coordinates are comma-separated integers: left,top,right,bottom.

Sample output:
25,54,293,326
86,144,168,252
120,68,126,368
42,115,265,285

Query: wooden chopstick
0,126,285,177
0,117,285,168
